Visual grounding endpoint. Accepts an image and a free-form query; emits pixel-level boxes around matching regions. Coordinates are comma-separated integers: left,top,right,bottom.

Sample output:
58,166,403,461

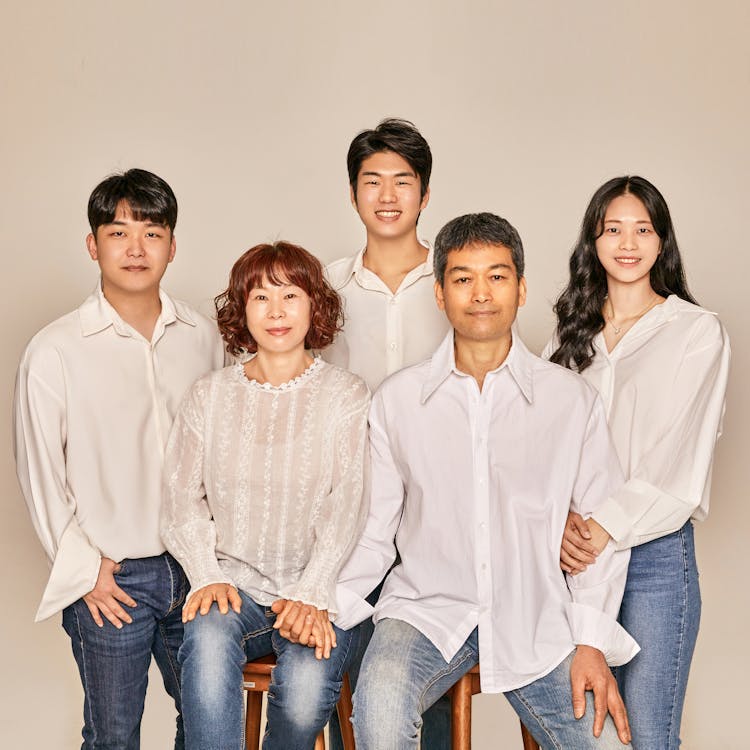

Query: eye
110,231,125,237
637,227,653,234
604,227,619,234
284,292,297,300
252,294,267,301
454,276,471,284
490,274,505,281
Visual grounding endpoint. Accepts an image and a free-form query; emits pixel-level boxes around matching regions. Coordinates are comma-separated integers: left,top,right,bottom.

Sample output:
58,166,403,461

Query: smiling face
435,242,526,347
86,200,175,300
244,276,312,356
350,150,430,241
595,193,661,289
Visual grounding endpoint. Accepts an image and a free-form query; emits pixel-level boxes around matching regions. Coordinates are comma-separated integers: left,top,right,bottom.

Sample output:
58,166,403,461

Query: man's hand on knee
570,645,631,745
83,557,137,629
182,583,241,623
271,600,336,659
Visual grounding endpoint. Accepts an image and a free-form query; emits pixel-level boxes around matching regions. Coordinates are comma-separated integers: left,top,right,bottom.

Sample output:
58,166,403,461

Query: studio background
1,2,747,747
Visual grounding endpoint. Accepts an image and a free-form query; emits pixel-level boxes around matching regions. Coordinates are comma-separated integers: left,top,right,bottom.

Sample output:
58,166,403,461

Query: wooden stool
448,665,540,749
242,654,355,750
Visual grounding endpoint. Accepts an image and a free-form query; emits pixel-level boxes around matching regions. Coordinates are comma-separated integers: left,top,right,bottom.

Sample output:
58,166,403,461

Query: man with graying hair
335,212,639,749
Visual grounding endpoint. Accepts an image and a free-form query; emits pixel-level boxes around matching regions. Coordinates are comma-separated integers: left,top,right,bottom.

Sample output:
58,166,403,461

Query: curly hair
215,242,342,356
549,176,696,372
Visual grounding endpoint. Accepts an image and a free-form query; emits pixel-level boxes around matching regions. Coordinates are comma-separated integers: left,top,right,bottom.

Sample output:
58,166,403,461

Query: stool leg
336,673,356,750
315,731,326,749
245,691,263,750
451,674,473,749
520,720,540,750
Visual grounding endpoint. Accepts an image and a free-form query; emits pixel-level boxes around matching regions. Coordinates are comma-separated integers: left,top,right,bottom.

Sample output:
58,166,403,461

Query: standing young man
325,119,451,748
13,169,225,749
335,213,639,749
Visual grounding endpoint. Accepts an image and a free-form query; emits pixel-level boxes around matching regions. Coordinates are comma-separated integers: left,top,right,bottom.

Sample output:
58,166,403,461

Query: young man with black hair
14,169,224,749
325,118,451,749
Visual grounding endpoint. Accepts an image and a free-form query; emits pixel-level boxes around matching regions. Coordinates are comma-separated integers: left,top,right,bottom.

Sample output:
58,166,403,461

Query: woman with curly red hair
161,241,370,749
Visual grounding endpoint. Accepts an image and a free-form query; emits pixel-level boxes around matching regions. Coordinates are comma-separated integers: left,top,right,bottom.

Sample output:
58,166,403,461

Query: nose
619,228,637,251
379,180,396,203
473,278,491,303
127,237,145,257
267,300,285,319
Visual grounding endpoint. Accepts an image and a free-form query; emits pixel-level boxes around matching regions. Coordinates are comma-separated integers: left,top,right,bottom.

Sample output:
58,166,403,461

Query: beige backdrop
1,2,747,748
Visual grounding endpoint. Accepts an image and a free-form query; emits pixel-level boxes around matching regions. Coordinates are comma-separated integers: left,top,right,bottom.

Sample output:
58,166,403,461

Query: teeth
377,211,400,217
615,258,639,264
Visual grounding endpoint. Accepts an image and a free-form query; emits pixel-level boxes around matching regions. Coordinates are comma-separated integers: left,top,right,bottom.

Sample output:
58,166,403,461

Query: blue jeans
328,586,451,750
62,552,188,750
353,618,630,750
615,521,701,749
179,589,359,750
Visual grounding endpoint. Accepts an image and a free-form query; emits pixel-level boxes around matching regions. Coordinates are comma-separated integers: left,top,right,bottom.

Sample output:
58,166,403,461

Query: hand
570,645,631,745
271,599,336,660
183,583,242,623
83,557,137,629
560,513,610,575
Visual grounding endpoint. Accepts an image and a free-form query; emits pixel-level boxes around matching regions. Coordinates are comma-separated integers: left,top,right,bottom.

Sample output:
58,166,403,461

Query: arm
13,349,103,621
333,389,405,630
593,315,730,549
280,378,371,615
160,380,234,595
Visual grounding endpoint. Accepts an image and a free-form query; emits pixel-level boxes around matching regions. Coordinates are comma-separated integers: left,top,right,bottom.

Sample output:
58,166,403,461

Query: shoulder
529,350,600,405
663,296,728,348
171,297,219,335
317,361,370,401
376,357,431,402
18,309,81,371
324,254,358,290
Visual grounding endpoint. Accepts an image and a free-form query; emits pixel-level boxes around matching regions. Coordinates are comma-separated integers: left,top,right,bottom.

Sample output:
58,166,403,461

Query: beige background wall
1,2,747,747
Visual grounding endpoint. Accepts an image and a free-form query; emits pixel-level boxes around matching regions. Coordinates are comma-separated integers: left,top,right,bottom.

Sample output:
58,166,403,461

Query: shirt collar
421,324,535,404
342,239,434,288
78,280,196,337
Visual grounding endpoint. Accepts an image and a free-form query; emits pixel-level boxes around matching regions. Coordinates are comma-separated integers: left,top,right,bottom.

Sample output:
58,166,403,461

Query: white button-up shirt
336,332,639,692
13,283,225,621
545,295,731,549
324,243,450,391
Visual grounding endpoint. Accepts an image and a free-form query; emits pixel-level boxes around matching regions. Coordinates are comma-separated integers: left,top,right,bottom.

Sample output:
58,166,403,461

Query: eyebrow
603,218,653,224
106,220,165,228
360,170,416,178
447,263,515,274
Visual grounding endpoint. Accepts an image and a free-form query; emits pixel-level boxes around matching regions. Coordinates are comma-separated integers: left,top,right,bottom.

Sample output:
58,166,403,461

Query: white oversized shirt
13,283,225,621
324,243,450,391
544,295,731,549
335,332,639,693
161,359,370,614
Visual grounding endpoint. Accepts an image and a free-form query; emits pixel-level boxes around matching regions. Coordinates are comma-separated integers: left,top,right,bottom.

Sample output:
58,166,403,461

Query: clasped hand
271,599,336,660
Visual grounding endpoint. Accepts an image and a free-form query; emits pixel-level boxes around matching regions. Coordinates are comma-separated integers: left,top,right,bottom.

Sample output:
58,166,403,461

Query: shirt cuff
566,602,640,666
331,584,375,631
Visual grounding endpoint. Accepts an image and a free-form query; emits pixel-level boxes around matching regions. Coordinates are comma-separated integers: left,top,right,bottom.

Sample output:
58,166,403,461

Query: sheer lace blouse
161,358,370,613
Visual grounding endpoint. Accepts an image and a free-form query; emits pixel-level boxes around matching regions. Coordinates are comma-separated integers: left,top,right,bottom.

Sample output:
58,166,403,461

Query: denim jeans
615,521,701,749
61,552,188,750
179,589,359,750
353,618,630,750
328,585,451,750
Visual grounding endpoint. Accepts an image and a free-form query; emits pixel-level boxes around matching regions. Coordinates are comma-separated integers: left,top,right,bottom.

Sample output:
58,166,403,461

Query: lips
614,257,640,265
123,265,148,271
266,327,292,336
375,210,402,221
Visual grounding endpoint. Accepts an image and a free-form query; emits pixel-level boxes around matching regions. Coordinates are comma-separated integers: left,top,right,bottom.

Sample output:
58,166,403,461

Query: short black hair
88,168,178,234
434,213,525,284
347,118,432,200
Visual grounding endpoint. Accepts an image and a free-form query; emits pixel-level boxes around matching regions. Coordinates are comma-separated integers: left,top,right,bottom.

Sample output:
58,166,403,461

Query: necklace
606,294,660,336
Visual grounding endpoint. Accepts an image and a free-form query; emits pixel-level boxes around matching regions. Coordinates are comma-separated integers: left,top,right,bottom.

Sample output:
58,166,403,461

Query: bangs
239,244,320,298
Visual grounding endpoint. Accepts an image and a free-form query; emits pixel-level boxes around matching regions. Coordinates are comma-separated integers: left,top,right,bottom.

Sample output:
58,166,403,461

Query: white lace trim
233,356,324,391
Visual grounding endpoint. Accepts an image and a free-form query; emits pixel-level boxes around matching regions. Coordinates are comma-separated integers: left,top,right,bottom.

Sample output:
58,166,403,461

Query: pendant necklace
607,294,659,336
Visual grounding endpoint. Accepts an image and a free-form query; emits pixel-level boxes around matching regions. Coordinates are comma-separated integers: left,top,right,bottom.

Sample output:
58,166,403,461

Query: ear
420,185,431,211
349,184,358,210
517,276,527,308
168,233,176,263
434,279,446,311
86,232,98,261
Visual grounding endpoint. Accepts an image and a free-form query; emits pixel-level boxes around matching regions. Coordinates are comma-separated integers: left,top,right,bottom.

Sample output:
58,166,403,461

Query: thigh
63,595,158,750
505,653,631,750
354,619,477,736
617,522,701,750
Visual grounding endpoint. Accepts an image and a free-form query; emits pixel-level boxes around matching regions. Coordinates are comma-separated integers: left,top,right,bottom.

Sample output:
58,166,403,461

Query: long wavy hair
549,176,697,371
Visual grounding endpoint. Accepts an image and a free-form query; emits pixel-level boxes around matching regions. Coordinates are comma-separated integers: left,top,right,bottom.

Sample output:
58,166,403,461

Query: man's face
350,150,429,241
434,242,526,346
86,201,175,299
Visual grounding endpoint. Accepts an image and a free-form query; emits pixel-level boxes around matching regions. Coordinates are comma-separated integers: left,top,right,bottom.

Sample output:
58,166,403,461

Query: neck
362,233,428,293
454,332,512,391
244,347,313,386
606,278,658,318
101,283,162,341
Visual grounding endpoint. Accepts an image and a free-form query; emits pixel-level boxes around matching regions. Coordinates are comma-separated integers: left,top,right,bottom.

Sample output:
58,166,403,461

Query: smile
266,327,292,336
375,210,401,219
614,257,640,265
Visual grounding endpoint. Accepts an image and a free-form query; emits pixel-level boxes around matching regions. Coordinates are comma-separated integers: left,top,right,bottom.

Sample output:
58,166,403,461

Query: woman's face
244,275,312,355
595,193,661,288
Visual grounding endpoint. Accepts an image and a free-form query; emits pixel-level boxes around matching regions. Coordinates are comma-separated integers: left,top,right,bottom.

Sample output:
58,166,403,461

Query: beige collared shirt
324,242,450,391
13,283,225,620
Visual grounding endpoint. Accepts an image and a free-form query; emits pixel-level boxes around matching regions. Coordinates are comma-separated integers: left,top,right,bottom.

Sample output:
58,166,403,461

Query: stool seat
242,655,355,750
448,665,539,749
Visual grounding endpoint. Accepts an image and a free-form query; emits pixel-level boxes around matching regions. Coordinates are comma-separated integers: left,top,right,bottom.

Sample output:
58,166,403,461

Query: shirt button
390,298,397,305
481,563,487,571
389,342,397,351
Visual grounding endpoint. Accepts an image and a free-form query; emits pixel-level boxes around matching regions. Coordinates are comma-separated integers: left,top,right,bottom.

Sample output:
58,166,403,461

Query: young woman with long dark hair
546,176,730,749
